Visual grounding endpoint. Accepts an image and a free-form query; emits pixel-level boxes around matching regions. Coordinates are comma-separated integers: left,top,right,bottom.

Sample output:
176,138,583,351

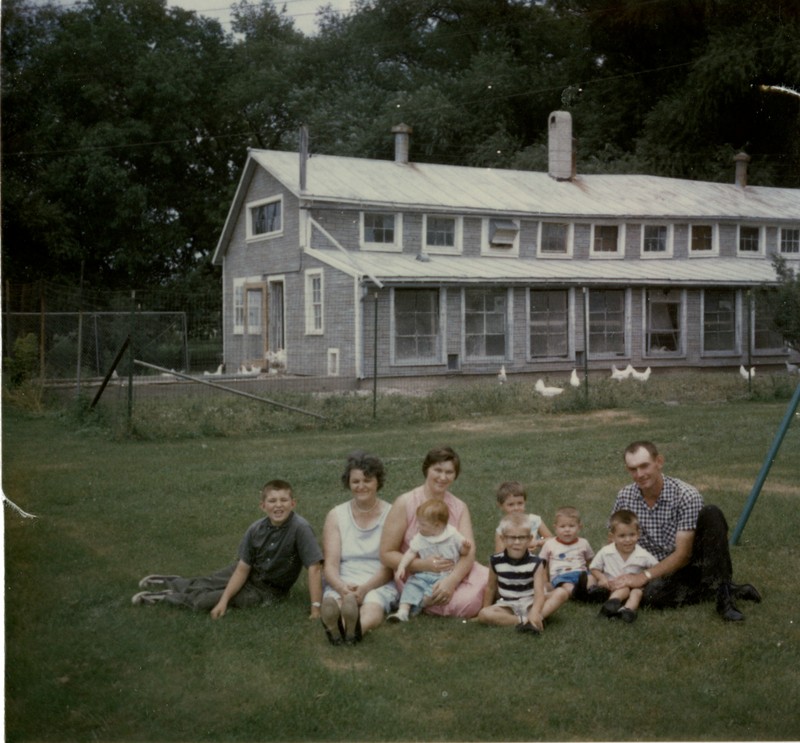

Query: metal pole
76,260,84,396
730,379,800,545
583,288,589,400
127,291,136,431
373,290,378,420
133,360,327,420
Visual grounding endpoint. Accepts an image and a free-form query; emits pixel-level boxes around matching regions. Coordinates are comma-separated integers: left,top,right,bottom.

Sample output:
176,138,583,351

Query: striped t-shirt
490,551,543,602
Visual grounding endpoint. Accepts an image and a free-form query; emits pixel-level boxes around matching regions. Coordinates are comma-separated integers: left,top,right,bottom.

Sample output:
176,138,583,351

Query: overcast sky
167,0,356,36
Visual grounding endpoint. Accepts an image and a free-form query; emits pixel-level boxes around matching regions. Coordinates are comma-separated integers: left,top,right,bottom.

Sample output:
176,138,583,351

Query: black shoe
599,598,622,618
732,583,761,603
515,621,541,635
617,608,637,623
716,583,745,622
573,572,589,601
586,586,611,604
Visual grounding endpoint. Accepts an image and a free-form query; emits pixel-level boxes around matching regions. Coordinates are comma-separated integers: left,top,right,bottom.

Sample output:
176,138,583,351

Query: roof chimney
548,111,576,181
734,151,750,188
392,123,412,164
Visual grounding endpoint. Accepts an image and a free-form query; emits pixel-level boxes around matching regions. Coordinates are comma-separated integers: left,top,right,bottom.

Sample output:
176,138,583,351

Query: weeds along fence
3,280,222,389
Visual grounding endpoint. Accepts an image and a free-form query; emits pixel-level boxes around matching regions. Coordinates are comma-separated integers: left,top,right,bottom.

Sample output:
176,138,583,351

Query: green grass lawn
4,392,800,741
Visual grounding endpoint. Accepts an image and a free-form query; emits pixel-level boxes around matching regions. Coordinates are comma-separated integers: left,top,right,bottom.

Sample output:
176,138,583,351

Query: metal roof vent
392,123,413,164
734,151,750,189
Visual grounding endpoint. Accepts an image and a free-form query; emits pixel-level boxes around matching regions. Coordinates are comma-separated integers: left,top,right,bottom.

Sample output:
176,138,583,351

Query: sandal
321,596,345,646
340,593,362,645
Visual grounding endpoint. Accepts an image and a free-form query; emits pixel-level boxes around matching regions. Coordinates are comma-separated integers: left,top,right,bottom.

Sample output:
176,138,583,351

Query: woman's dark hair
422,445,460,479
341,450,386,490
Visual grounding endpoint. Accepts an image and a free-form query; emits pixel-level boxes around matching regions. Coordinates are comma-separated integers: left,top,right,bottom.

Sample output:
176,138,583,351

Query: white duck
570,368,581,387
204,363,224,376
631,366,651,382
498,365,508,384
535,378,563,397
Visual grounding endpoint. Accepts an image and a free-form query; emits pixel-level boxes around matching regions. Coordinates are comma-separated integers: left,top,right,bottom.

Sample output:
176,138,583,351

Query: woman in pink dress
380,446,488,618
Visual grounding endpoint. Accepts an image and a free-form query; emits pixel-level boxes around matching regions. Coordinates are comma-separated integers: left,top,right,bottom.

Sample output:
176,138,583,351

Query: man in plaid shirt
606,440,761,621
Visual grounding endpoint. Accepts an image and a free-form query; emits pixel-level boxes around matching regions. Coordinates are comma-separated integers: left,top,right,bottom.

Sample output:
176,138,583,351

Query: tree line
2,0,799,297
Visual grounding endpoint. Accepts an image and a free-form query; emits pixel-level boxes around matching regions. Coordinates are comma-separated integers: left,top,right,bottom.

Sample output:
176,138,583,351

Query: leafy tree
761,255,800,353
1,0,238,290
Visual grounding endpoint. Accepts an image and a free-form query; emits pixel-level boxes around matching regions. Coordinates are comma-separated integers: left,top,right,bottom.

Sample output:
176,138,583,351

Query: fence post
127,290,136,432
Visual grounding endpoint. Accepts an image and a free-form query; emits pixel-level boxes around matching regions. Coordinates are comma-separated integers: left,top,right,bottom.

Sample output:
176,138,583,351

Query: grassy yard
4,386,800,741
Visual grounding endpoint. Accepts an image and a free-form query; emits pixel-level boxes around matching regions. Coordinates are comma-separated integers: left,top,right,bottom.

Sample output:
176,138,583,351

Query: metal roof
251,149,800,221
305,248,780,287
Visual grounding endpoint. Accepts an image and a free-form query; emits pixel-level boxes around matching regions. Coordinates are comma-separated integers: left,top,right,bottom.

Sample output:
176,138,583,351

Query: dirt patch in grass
444,409,649,433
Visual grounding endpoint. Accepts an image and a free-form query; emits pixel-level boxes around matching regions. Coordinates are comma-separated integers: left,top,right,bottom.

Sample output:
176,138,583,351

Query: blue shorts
399,571,442,612
551,570,586,587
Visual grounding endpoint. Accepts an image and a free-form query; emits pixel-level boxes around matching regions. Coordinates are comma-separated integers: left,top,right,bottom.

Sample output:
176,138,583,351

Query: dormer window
247,196,282,240
641,224,671,257
362,212,402,251
538,221,572,257
690,224,717,255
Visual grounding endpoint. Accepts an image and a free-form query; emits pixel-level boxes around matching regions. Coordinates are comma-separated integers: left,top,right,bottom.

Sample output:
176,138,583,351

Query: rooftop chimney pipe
734,151,750,188
392,123,412,164
548,111,575,181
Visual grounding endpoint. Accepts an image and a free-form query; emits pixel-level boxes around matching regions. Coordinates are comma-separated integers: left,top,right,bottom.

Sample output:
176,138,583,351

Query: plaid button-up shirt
610,476,703,561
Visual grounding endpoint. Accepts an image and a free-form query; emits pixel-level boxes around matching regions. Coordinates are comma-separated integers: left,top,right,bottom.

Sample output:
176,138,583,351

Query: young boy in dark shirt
133,479,323,619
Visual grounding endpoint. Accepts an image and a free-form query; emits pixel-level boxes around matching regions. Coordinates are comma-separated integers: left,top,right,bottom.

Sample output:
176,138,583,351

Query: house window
394,288,440,362
780,227,800,254
642,224,670,256
362,212,401,251
753,292,785,352
247,197,282,239
645,289,683,356
738,225,761,253
529,289,569,358
539,222,570,255
588,289,626,356
690,224,716,254
305,270,324,335
327,348,340,376
425,215,461,253
703,289,737,353
233,277,263,335
246,288,263,335
233,283,245,334
592,225,620,255
465,288,507,359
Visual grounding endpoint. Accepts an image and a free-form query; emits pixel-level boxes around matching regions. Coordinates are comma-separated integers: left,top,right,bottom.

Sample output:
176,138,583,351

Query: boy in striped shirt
478,513,548,634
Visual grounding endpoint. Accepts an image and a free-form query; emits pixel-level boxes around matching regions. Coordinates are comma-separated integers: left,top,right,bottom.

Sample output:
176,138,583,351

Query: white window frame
537,221,573,258
527,287,574,360
779,226,800,255
360,211,403,252
423,214,463,255
586,287,630,359
737,224,764,256
482,218,520,256
246,195,283,241
590,223,624,259
640,223,673,258
304,269,324,335
701,288,741,356
642,288,686,358
390,287,444,366
232,276,262,335
327,348,340,376
462,287,512,361
689,223,719,256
